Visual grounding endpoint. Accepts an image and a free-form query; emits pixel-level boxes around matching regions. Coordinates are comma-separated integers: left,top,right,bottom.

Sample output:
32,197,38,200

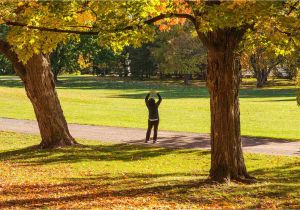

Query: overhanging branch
3,13,196,35
0,39,27,79
286,1,300,15
4,21,99,35
144,13,196,25
275,26,292,36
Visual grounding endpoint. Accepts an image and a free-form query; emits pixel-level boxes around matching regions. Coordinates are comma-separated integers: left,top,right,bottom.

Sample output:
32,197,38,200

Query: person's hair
148,98,156,108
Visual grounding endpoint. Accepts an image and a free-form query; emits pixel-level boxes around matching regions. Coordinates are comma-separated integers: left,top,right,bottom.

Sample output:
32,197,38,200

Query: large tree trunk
23,54,77,148
199,28,251,182
0,40,76,149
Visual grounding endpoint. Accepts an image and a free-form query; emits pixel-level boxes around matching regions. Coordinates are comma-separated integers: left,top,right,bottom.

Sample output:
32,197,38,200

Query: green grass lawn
0,75,300,140
0,131,299,208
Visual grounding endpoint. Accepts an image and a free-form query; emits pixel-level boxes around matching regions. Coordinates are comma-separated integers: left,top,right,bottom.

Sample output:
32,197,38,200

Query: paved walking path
1,117,300,156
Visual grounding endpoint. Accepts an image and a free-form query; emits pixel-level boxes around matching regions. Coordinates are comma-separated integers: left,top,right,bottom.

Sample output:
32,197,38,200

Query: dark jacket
145,93,162,120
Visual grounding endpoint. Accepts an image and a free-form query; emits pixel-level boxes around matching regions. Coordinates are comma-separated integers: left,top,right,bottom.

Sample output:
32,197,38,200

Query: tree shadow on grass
241,135,299,145
2,135,296,169
251,98,296,102
128,135,211,149
0,143,210,166
109,89,208,99
244,161,300,208
250,161,300,183
0,76,209,98
111,88,296,99
0,79,23,88
0,76,296,99
1,160,299,208
130,134,300,151
239,88,296,98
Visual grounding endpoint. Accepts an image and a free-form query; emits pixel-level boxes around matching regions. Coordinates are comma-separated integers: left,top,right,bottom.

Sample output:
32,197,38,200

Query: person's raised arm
145,93,150,105
156,93,162,106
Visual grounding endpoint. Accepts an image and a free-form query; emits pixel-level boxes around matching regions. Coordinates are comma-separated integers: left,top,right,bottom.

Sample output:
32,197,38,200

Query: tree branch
3,13,196,35
0,39,27,79
144,13,196,25
286,1,300,15
275,26,292,36
4,21,100,35
267,57,282,74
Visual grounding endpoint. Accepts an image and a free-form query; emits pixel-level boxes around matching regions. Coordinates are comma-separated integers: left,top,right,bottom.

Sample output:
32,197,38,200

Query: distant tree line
1,26,298,88
49,25,209,85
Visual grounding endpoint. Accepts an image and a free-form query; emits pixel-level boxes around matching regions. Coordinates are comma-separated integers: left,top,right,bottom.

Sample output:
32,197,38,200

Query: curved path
0,117,300,156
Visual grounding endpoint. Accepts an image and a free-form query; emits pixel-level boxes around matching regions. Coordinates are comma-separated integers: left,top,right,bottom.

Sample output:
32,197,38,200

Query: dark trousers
146,120,159,141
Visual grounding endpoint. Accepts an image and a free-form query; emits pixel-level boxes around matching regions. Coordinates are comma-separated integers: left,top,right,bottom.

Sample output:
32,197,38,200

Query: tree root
209,173,257,184
38,138,81,149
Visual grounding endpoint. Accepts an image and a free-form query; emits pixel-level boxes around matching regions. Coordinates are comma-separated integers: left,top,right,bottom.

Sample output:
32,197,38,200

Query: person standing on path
145,91,162,143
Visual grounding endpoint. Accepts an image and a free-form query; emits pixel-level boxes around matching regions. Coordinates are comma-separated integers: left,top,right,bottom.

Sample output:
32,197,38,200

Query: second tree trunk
203,28,250,182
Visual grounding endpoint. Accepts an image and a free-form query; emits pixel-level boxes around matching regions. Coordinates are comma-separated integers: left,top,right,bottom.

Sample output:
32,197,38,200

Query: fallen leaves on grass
0,132,299,209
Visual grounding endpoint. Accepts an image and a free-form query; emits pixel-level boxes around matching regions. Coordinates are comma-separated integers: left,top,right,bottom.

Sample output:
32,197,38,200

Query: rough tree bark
24,54,77,148
197,28,252,182
0,40,77,148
